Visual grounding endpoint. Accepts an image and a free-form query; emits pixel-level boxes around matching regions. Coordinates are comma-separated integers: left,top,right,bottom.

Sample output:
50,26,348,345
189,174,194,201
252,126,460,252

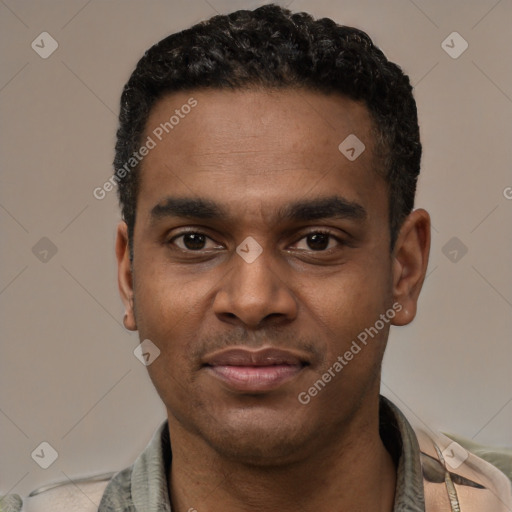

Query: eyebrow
150,198,226,221
280,196,367,222
150,196,367,223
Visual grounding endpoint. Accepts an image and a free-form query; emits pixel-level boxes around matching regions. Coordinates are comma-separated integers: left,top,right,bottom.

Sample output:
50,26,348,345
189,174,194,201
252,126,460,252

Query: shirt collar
380,395,426,511
131,420,172,512
100,395,425,511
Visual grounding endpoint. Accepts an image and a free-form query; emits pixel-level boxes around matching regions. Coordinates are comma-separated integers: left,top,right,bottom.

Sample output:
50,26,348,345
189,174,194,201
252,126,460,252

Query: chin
208,431,310,467
196,406,318,466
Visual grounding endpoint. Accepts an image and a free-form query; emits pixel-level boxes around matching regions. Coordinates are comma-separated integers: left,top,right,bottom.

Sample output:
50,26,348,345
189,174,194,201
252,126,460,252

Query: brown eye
181,233,206,250
293,231,340,252
169,231,223,252
306,233,330,251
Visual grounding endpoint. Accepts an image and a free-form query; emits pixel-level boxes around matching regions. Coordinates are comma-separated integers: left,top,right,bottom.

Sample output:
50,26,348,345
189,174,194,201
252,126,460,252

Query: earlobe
390,209,431,327
115,221,137,331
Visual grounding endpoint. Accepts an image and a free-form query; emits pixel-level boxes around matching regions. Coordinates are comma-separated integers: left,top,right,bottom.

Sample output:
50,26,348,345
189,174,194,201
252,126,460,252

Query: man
4,4,511,512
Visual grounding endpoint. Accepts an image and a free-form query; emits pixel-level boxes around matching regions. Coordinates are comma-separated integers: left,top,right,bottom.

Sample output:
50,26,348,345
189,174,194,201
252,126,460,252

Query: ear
390,208,431,326
115,221,137,331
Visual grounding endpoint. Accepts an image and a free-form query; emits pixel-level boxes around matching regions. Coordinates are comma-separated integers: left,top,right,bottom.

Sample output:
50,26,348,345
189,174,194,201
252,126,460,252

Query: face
116,88,429,465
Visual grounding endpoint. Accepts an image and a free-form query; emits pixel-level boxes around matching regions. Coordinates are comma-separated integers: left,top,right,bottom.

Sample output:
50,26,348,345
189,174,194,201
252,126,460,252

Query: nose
212,244,298,329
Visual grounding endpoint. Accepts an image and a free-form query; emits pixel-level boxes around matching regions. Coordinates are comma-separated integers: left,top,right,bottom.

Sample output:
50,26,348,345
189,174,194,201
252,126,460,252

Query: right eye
168,231,224,252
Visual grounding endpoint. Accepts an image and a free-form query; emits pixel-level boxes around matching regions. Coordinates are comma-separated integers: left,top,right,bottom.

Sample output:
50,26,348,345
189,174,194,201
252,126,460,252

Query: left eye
171,232,222,251
293,232,339,251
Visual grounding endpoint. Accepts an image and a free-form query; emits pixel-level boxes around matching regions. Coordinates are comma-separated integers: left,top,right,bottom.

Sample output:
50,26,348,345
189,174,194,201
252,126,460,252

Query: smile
203,347,309,392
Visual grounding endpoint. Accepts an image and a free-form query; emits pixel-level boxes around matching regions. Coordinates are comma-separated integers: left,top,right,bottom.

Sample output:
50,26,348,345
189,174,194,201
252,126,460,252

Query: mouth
203,347,310,393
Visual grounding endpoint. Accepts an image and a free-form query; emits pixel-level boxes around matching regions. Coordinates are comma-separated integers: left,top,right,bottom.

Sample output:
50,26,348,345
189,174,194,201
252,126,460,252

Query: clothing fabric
4,396,511,511
96,395,512,511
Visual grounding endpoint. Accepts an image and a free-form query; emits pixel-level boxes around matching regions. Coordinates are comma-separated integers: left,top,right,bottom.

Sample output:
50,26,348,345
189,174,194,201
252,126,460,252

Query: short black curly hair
114,3,421,254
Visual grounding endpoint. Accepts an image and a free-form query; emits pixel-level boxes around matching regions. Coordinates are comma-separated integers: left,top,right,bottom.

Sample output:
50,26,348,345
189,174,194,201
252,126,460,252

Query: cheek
133,253,200,328
132,255,222,380
132,264,197,374
304,258,392,357
135,281,202,414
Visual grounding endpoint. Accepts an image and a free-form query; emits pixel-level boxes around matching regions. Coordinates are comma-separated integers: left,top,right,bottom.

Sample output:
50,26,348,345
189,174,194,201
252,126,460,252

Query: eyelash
167,229,344,252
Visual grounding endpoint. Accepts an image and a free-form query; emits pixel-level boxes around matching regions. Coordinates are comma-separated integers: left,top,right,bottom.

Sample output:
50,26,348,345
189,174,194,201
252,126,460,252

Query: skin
116,88,430,512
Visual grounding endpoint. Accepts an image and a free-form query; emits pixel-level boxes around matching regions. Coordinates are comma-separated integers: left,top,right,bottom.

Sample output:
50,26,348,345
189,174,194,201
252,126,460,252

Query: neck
167,398,397,512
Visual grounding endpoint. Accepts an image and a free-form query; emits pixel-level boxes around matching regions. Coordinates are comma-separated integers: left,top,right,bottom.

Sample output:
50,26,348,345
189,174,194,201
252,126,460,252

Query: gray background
1,0,511,499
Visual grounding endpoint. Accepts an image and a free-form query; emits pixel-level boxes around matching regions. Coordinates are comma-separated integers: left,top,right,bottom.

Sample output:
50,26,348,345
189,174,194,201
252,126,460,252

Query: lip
203,347,309,393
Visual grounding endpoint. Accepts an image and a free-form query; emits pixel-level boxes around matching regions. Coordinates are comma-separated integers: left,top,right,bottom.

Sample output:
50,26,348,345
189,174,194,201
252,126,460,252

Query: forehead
137,88,386,220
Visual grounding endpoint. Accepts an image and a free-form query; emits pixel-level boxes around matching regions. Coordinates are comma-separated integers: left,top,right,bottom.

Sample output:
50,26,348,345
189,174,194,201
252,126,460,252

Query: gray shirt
97,396,425,511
